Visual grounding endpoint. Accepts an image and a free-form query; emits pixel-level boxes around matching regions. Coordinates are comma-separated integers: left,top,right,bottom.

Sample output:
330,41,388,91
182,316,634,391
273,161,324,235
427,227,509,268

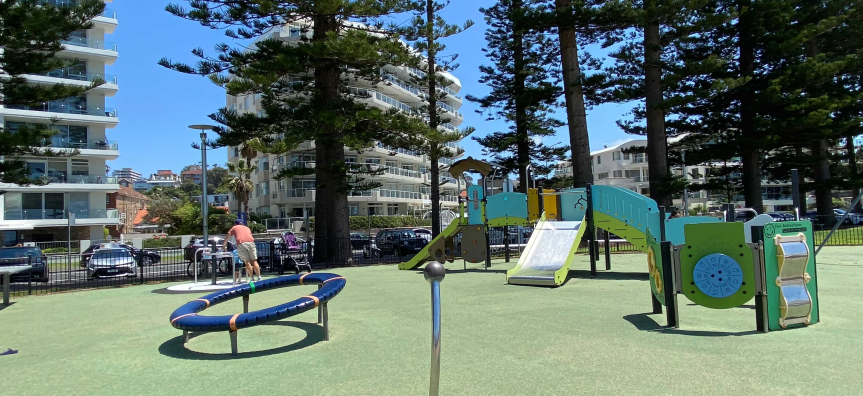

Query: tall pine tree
467,0,569,192
160,0,426,264
391,0,474,237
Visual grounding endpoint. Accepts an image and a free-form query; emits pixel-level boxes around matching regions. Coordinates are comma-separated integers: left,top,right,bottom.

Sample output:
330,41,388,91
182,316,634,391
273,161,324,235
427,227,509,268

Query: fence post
138,251,144,284
27,254,33,296
269,240,275,274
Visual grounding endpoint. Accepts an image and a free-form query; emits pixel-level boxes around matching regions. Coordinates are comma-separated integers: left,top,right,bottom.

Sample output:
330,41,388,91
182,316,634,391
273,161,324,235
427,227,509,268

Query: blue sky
106,1,635,177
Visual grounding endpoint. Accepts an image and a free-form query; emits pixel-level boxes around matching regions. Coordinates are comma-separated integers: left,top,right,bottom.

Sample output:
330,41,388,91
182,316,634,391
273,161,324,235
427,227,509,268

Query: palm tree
226,159,257,215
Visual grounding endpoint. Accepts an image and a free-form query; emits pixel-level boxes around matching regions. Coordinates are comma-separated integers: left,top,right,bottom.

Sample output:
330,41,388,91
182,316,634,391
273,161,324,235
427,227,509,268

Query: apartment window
279,206,287,218
345,156,357,164
613,170,623,178
387,204,399,216
69,192,89,217
349,205,359,216
598,172,609,180
386,161,398,168
420,166,428,174
233,147,239,158
623,152,630,160
625,170,640,178
366,157,381,165
613,151,621,161
291,179,315,190
244,96,250,111
71,159,89,179
633,153,646,163
278,180,286,192
258,157,269,171
596,156,601,165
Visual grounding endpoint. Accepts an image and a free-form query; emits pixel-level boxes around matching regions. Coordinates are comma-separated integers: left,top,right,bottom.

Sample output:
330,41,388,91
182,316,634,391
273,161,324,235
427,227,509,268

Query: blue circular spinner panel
693,253,743,298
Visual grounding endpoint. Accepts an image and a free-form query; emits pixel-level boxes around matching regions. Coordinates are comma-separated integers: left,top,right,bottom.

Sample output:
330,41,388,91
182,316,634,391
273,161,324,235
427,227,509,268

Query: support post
137,251,144,285
658,206,667,242
243,295,249,314
317,284,322,324
2,273,9,306
651,292,663,314
603,229,611,270
322,303,329,341
229,330,238,355
424,262,445,396
660,241,679,328
183,330,189,344
751,226,769,333
586,184,597,276
503,226,510,263
27,255,32,295
791,169,800,221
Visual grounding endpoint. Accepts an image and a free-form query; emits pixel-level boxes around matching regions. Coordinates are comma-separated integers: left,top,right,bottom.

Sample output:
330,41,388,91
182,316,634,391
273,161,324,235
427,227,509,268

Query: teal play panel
559,189,587,221
467,185,484,225
486,192,528,222
664,216,721,245
762,221,819,330
591,185,660,237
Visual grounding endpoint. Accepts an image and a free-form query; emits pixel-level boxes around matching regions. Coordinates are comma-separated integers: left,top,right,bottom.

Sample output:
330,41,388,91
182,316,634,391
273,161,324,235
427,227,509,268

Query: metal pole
791,169,801,220
586,184,597,276
200,131,209,254
682,150,688,216
424,262,445,396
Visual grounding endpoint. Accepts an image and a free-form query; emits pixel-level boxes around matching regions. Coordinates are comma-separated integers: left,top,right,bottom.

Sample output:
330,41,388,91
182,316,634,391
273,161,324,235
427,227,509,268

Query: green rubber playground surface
2,247,863,395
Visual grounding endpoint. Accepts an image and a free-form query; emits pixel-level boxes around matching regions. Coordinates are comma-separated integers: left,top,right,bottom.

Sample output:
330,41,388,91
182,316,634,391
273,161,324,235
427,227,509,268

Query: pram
278,231,312,274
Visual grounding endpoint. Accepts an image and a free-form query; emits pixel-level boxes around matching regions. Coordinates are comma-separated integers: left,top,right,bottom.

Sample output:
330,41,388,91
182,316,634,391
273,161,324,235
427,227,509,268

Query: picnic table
0,265,31,307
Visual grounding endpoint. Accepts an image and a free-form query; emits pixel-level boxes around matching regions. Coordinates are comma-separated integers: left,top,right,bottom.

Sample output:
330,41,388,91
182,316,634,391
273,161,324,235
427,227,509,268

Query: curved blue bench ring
169,273,346,354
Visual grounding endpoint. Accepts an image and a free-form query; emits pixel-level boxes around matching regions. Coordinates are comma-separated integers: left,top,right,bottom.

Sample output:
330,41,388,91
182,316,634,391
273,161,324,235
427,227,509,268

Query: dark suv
0,246,49,282
365,229,429,258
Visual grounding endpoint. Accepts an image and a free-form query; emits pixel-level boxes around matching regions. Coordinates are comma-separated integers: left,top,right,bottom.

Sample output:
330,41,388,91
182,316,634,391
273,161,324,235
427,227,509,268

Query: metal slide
506,219,586,286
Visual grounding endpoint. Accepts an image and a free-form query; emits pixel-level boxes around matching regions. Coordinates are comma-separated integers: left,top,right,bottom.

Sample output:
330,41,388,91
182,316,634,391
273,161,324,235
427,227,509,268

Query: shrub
249,222,267,233
142,237,181,249
305,215,431,231
42,247,68,254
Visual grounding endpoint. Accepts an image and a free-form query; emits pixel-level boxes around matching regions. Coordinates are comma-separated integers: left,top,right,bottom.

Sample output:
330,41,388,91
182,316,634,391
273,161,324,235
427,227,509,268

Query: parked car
183,237,235,263
80,243,161,268
834,209,863,225
765,212,795,222
0,246,49,283
734,208,759,222
85,248,137,278
350,233,372,249
364,228,429,258
412,229,432,243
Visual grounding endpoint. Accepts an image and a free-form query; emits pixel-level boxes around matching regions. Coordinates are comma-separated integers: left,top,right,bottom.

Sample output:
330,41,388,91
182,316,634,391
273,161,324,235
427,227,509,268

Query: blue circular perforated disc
693,253,743,298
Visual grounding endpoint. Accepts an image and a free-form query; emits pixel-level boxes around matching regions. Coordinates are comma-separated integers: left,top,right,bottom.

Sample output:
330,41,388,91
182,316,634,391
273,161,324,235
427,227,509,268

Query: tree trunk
737,0,763,212
813,138,833,225
847,133,861,211
312,12,351,265
513,0,529,194
426,0,442,238
643,2,671,207
555,0,591,188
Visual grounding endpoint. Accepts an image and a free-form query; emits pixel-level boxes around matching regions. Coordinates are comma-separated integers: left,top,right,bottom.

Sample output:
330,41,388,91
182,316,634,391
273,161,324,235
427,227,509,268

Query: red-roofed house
181,166,204,185
107,186,151,236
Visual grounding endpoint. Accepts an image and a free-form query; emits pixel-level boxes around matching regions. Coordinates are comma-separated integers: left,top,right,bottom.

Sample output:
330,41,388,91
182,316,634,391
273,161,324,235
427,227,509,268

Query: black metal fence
1,231,642,298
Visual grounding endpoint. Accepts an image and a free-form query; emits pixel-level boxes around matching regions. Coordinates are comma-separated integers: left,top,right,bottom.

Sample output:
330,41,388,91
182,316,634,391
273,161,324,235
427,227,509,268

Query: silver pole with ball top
425,262,445,396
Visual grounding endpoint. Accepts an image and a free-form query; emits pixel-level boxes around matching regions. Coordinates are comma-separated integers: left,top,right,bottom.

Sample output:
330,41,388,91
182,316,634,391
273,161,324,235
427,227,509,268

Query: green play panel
679,222,755,309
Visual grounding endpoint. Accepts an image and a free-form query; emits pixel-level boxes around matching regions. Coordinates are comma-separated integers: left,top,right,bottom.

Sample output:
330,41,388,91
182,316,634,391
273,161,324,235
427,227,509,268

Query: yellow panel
527,188,540,222
543,193,559,220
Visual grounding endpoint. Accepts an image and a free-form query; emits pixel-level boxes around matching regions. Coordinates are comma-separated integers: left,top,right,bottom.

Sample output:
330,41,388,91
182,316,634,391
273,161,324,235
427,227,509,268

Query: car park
80,243,161,268
85,248,137,278
0,246,49,282
183,236,235,263
364,228,429,258
350,233,372,249
734,209,759,222
834,209,863,225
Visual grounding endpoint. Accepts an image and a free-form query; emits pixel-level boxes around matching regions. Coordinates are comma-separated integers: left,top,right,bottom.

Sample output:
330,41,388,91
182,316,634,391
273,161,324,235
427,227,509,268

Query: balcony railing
376,142,420,157
61,37,118,52
4,208,118,221
47,139,118,151
349,87,417,115
31,71,117,85
632,176,649,182
351,163,420,179
33,175,118,184
379,189,422,200
6,102,118,117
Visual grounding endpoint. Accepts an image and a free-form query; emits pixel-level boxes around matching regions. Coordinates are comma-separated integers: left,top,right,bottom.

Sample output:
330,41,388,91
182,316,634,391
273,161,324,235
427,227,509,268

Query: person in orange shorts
223,220,261,282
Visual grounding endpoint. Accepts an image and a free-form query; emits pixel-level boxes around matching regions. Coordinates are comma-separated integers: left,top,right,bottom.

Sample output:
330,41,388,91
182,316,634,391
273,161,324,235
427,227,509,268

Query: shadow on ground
623,313,761,337
158,321,324,360
0,302,16,312
566,270,648,282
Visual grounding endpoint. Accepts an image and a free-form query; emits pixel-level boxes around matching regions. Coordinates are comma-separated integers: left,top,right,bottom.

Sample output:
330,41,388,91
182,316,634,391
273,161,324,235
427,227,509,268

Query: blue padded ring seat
170,273,346,332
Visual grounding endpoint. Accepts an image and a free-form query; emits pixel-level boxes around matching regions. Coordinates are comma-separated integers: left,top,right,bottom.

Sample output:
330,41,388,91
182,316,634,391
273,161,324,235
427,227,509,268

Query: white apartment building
555,139,807,212
226,23,465,219
112,167,142,182
0,1,119,246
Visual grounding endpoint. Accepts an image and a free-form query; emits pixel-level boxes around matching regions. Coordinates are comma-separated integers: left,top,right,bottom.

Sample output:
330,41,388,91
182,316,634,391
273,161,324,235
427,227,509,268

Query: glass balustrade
61,36,118,52
4,208,118,221
7,101,118,117
32,70,117,85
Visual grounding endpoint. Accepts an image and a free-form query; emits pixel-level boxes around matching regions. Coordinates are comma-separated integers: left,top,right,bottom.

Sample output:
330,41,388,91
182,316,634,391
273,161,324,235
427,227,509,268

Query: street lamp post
189,125,217,283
